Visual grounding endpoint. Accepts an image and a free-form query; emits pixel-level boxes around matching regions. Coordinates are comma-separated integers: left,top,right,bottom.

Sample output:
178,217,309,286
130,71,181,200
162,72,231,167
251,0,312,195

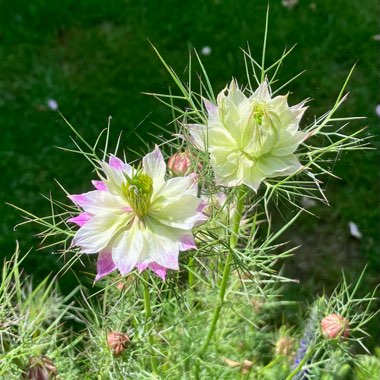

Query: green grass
0,0,379,332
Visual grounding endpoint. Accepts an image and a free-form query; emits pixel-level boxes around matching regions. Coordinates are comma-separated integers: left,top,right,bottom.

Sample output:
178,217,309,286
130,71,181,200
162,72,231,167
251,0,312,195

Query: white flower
188,80,307,191
68,146,206,280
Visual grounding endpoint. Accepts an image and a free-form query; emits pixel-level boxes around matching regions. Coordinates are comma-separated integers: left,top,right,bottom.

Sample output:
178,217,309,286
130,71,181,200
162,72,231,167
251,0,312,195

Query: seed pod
107,331,130,355
168,151,192,176
321,314,350,339
23,356,57,380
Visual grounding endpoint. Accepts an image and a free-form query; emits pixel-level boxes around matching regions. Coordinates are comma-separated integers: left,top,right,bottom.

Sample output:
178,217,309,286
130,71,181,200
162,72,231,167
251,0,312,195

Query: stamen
121,170,153,217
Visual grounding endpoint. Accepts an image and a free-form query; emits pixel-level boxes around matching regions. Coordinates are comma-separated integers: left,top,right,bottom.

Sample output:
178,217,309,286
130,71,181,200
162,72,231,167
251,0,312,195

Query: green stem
285,349,312,380
198,187,245,358
188,256,195,288
143,273,159,375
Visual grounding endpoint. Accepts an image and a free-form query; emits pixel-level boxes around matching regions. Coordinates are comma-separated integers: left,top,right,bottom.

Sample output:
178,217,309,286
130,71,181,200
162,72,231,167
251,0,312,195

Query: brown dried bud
23,356,57,380
223,357,252,374
321,314,350,339
107,331,130,355
275,336,294,356
168,151,192,177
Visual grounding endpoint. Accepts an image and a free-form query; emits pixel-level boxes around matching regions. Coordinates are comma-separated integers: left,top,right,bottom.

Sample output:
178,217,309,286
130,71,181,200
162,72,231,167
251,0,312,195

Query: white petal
143,222,180,270
243,166,266,192
203,97,218,123
349,221,362,239
207,125,237,150
270,130,306,156
112,222,144,275
100,160,132,196
150,194,202,230
211,150,240,178
252,80,272,101
72,190,127,215
188,123,207,151
153,176,197,202
143,145,166,189
227,80,249,109
256,156,292,176
257,155,302,177
73,213,132,254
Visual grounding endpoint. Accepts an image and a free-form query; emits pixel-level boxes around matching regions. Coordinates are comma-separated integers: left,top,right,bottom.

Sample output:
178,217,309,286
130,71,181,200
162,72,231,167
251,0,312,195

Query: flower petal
143,145,166,190
256,155,302,177
203,97,218,123
188,123,207,151
109,155,124,170
252,80,272,101
68,212,91,227
100,159,132,196
95,250,117,281
112,223,144,275
69,190,127,215
270,131,306,156
143,222,180,270
154,176,198,202
242,166,266,192
92,180,108,191
149,262,167,280
73,212,132,254
179,233,197,251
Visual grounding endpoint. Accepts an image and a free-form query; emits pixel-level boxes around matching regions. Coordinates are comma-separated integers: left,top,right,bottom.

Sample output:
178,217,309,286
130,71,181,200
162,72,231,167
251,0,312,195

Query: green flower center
252,102,266,125
121,170,153,217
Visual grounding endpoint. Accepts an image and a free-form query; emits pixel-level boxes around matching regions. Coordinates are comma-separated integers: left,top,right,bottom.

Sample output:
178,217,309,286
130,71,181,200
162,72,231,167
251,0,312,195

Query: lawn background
0,0,379,341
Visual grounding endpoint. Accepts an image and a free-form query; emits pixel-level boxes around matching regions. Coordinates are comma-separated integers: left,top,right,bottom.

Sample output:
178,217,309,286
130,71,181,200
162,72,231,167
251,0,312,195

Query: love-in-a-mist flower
188,80,307,191
68,146,206,280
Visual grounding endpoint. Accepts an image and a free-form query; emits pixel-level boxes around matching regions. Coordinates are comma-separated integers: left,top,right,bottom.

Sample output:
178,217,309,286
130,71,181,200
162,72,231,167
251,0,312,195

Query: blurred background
0,0,379,338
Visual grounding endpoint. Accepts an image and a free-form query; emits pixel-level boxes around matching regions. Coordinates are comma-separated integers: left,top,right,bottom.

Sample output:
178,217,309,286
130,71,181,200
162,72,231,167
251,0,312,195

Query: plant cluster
1,13,378,379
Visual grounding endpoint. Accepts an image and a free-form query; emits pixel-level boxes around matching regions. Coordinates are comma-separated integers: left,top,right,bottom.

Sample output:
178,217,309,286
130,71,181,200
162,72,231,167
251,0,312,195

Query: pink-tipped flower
68,146,206,281
321,314,350,339
168,151,192,176
107,331,130,355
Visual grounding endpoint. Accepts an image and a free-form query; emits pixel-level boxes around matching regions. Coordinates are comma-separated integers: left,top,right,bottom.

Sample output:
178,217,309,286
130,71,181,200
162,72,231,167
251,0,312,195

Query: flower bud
23,356,57,380
275,336,294,356
107,331,130,355
320,314,349,339
168,151,191,176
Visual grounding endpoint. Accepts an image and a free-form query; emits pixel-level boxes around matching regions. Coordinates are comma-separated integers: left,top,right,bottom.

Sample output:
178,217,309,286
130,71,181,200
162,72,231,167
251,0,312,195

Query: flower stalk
143,273,159,375
198,187,246,358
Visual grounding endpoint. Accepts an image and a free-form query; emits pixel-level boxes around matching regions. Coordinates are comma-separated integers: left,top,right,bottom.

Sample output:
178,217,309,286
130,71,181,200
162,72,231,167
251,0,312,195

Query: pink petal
196,199,207,213
109,155,124,170
136,262,149,272
194,212,208,227
149,262,167,280
203,97,218,118
95,250,117,281
68,212,92,226
92,180,108,191
179,234,197,251
68,194,89,208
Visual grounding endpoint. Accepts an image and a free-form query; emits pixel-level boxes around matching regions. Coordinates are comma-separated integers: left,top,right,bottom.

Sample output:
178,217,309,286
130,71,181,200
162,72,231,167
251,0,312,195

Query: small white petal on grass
300,196,317,208
201,46,212,56
375,104,380,117
282,0,298,9
349,221,362,239
47,99,58,111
